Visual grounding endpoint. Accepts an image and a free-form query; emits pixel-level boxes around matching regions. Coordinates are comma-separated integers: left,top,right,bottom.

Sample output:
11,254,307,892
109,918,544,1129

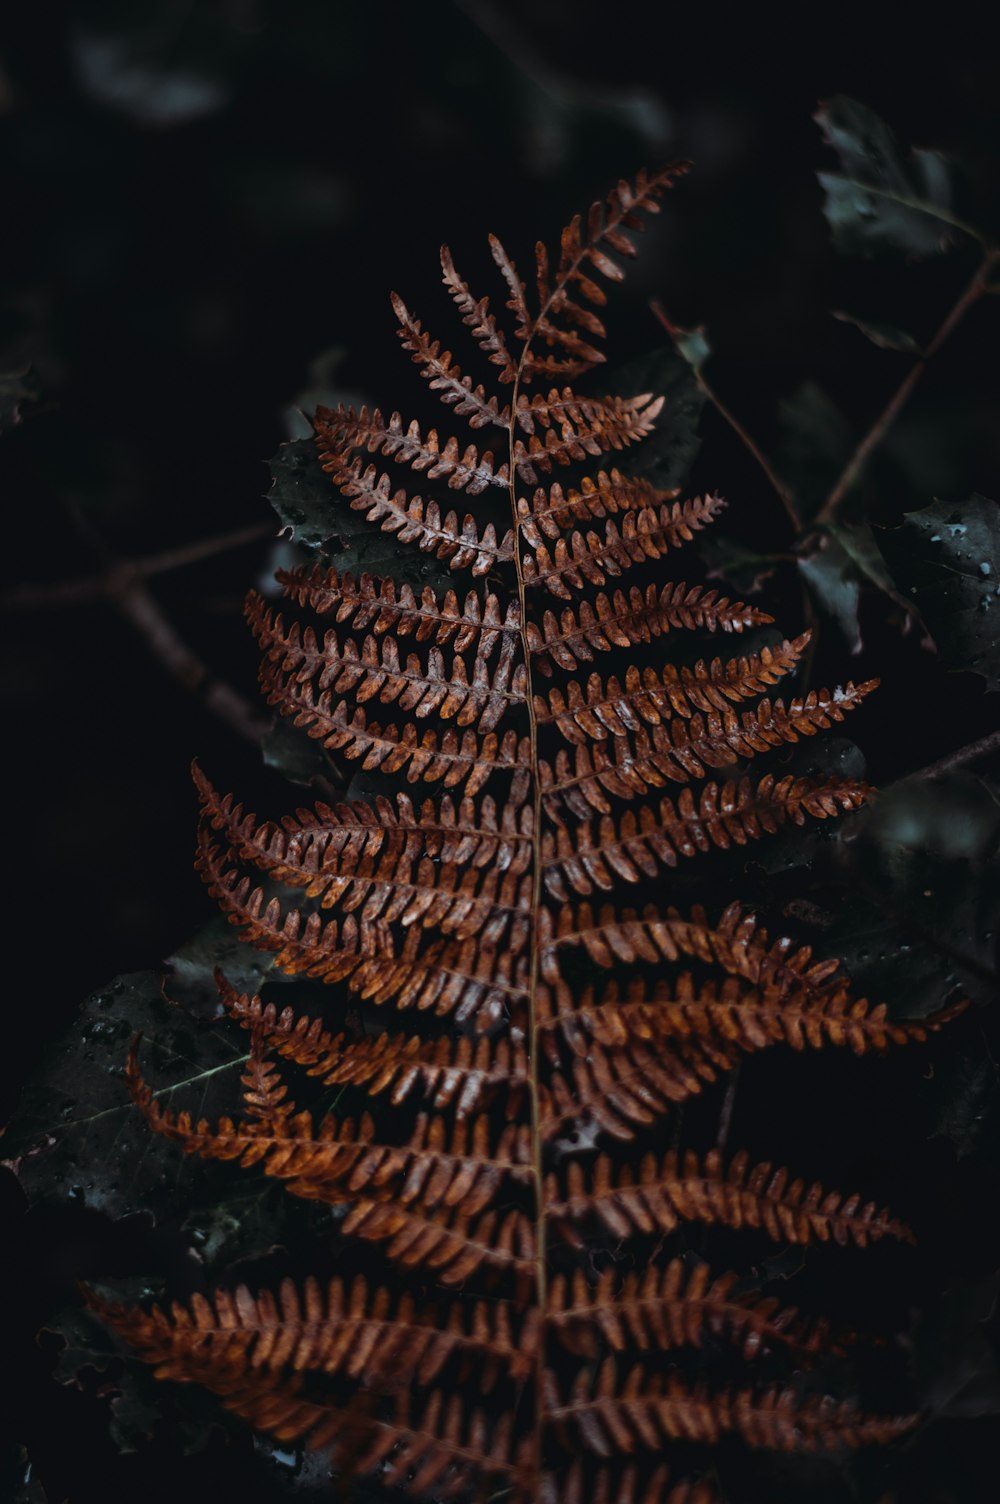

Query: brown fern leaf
97,171,946,1502
88,1275,537,1388
522,495,727,600
548,1260,828,1361
540,679,877,815
542,774,870,895
520,467,672,536
391,292,509,428
316,445,513,577
548,1364,917,1455
548,1148,914,1249
316,405,509,494
536,634,811,739
440,244,518,384
528,582,775,675
247,592,526,735
128,1044,533,1220
542,971,962,1076
275,565,520,657
219,980,529,1118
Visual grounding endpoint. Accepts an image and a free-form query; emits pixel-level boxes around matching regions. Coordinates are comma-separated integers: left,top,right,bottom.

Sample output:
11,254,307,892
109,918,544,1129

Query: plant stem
650,298,803,533
0,520,274,612
912,728,1000,781
815,248,1000,527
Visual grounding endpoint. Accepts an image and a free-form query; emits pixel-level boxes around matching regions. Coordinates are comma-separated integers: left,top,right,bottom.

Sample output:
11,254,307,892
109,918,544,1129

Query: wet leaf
267,438,457,590
610,344,705,488
832,310,922,354
815,96,960,259
1,972,249,1222
876,492,1000,690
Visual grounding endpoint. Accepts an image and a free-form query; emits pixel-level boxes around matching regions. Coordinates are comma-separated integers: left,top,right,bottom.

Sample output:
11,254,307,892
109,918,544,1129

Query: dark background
2,5,999,1501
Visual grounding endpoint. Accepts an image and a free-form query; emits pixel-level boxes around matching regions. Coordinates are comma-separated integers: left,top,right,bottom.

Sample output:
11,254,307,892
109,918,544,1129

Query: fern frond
248,596,526,736
220,982,529,1118
542,774,870,896
541,680,878,814
317,446,513,577
347,932,531,1032
440,245,518,383
549,1363,917,1454
548,1261,827,1361
541,1032,735,1141
522,496,726,601
128,1045,532,1218
542,902,844,998
391,292,509,429
95,170,953,1502
537,635,811,742
548,1148,913,1248
517,164,689,382
276,565,520,657
254,674,528,794
89,1276,536,1387
316,405,509,494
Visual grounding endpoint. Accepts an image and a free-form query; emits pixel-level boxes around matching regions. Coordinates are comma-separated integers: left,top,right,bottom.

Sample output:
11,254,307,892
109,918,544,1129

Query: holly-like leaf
267,437,457,589
815,96,960,259
794,771,1000,1021
610,344,705,488
1,972,249,1222
876,493,1000,690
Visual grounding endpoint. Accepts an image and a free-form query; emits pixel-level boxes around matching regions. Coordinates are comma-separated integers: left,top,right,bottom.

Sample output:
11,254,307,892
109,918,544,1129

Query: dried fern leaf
548,1260,827,1361
542,774,870,895
276,565,520,657
522,496,726,600
548,1148,913,1248
527,582,774,675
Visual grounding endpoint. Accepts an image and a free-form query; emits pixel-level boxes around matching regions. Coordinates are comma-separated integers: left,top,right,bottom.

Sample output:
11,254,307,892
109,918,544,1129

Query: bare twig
0,520,275,612
911,728,1000,782
815,248,1000,527
650,298,802,532
113,579,270,746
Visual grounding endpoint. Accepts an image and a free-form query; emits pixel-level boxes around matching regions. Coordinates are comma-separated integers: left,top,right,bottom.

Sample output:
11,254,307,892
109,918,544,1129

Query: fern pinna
92,167,959,1503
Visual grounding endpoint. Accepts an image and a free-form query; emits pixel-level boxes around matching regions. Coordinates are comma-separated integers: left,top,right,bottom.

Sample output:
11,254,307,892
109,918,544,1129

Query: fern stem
815,246,1000,527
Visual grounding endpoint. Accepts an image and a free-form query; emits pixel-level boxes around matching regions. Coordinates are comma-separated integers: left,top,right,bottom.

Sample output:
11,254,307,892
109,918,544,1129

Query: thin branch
911,728,1000,782
815,248,1000,527
0,520,275,612
650,298,802,532
114,577,270,747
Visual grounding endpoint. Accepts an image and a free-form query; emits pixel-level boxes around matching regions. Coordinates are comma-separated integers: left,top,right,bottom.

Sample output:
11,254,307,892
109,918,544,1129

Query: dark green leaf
1,972,249,1222
832,310,922,354
793,772,1000,1020
815,96,960,258
267,438,458,590
876,492,1000,689
777,382,855,524
164,917,296,1014
797,534,864,653
261,717,343,791
609,344,705,488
